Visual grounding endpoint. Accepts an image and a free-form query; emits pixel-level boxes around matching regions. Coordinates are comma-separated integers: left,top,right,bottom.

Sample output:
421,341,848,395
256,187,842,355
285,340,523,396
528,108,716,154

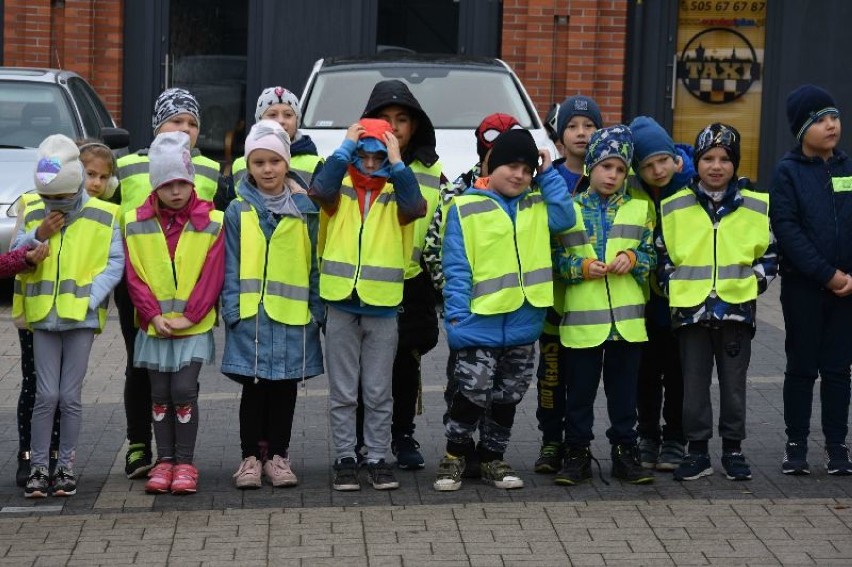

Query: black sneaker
51,465,77,496
534,442,563,474
366,459,399,490
611,444,655,484
825,444,852,476
782,442,810,475
721,452,752,481
673,452,713,481
392,435,425,470
15,451,31,488
24,465,49,499
125,443,153,479
332,457,360,491
555,446,593,486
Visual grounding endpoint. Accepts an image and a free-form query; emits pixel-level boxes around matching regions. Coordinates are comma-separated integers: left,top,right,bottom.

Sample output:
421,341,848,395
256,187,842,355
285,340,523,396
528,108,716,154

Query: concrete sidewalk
1,284,851,565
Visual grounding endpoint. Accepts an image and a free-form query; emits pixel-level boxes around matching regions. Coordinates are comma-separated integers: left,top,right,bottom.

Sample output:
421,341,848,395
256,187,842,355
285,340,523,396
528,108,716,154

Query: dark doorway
377,0,460,53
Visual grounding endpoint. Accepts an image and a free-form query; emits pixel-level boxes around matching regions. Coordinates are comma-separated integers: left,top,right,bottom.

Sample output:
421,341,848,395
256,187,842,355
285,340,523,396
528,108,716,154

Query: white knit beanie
254,86,301,123
148,131,195,191
34,134,84,195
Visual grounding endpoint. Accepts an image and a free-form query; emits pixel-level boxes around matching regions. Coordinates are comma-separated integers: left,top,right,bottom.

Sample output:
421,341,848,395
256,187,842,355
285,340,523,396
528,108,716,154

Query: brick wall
3,0,124,124
501,0,629,125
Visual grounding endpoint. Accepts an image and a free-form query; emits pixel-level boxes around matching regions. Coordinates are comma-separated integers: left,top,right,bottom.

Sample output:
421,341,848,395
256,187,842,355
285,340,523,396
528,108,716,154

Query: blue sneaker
673,452,713,481
825,444,852,476
721,452,752,481
391,435,425,470
782,441,810,475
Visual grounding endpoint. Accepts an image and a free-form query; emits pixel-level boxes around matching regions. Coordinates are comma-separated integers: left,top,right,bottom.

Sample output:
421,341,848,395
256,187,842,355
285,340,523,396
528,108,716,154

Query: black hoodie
361,80,440,168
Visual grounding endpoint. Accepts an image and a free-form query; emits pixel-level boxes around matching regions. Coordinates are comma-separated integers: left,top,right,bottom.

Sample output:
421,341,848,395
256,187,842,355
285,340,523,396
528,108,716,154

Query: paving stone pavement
1,284,852,565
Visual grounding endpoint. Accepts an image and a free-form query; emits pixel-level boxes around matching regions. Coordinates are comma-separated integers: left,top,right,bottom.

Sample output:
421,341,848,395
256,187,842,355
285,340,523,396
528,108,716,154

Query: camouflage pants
445,344,535,454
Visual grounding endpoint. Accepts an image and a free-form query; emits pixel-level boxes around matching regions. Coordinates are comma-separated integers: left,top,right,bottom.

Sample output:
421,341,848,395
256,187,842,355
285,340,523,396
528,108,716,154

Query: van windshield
302,67,536,129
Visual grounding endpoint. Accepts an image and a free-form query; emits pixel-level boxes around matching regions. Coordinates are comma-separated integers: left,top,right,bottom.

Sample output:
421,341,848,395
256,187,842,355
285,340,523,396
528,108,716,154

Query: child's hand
151,315,172,337
588,260,608,279
607,252,633,275
25,242,50,265
538,149,552,173
345,122,366,143
833,274,852,297
167,316,194,331
384,131,402,164
36,211,65,241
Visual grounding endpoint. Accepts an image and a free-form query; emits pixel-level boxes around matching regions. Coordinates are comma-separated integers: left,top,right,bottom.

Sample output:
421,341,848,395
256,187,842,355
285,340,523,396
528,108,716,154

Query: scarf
347,165,387,193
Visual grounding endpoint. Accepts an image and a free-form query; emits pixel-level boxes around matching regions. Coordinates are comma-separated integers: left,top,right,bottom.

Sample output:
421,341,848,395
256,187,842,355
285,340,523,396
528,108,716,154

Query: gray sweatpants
326,305,398,461
31,328,95,468
678,322,751,442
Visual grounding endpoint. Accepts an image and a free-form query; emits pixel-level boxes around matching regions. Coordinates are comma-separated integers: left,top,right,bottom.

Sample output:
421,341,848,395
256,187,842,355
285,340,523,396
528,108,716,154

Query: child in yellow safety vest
124,131,225,495
13,135,124,498
221,120,324,489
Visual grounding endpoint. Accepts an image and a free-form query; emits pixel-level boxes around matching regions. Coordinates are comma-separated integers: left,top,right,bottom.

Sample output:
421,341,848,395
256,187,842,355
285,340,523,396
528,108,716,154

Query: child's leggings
149,362,201,464
31,328,95,468
239,379,298,459
17,329,60,454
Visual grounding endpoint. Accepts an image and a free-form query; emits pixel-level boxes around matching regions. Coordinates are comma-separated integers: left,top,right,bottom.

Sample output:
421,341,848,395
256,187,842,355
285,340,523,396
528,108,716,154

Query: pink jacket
0,247,30,279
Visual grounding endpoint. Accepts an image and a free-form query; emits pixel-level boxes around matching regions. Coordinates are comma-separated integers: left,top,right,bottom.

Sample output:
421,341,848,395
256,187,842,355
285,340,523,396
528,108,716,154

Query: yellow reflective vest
12,195,118,331
117,152,220,219
319,177,406,306
559,199,649,348
404,161,443,279
661,188,769,307
455,191,553,315
124,208,224,336
237,198,311,325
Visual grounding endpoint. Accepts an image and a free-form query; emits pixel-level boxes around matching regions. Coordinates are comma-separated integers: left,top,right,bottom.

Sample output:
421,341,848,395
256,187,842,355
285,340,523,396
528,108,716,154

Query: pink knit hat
244,119,291,164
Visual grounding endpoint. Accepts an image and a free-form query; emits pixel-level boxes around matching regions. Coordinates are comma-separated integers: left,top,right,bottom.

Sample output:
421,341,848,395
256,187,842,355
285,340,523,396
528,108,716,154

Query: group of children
6,80,851,497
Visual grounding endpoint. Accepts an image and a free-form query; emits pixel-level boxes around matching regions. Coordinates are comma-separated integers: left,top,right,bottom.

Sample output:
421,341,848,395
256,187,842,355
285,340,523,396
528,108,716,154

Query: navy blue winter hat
555,95,603,142
786,84,839,143
629,116,676,167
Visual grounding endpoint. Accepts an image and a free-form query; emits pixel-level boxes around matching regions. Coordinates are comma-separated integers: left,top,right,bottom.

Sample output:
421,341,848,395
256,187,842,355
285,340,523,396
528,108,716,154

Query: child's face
697,147,734,192
157,113,200,148
589,157,628,196
638,154,680,188
561,116,598,160
248,148,289,194
802,113,841,157
156,180,194,210
488,162,533,198
376,105,417,152
83,156,112,198
262,104,299,141
356,149,387,175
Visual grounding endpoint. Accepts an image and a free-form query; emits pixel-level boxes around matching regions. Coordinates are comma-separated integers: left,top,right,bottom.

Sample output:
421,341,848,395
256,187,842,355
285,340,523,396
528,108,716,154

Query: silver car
0,68,128,253
299,55,557,183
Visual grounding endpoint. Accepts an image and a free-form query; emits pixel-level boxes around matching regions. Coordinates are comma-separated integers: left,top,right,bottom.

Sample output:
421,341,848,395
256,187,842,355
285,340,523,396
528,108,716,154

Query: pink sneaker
170,464,198,494
145,461,174,494
233,456,262,489
263,455,298,487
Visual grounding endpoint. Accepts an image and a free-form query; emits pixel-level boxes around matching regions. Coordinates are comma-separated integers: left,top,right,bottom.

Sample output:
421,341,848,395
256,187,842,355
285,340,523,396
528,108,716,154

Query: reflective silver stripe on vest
608,224,644,241
740,195,768,216
523,267,552,287
411,246,422,264
518,193,544,211
13,279,22,295
239,200,253,212
118,161,149,177
472,272,519,299
376,192,397,205
291,167,313,185
670,265,714,281
717,264,755,280
185,220,222,236
194,163,220,181
360,265,404,283
24,208,46,225
340,186,357,200
458,199,499,217
661,193,697,216
78,206,115,228
233,170,247,185
24,280,55,297
240,279,262,293
266,281,310,302
413,172,440,188
159,298,187,314
561,304,643,326
322,259,357,278
612,304,644,321
558,231,590,248
58,279,92,299
125,218,161,236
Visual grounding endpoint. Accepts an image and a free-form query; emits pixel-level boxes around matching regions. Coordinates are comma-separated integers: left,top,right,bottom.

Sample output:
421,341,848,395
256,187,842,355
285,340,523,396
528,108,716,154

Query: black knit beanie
487,129,539,174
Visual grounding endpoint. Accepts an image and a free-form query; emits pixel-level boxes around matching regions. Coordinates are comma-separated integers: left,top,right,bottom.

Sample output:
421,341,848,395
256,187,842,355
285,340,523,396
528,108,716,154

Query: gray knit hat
149,131,195,191
152,88,201,133
34,134,84,195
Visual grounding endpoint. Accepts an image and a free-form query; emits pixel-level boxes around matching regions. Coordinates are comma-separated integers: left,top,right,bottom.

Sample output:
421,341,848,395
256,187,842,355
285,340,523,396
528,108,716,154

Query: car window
302,67,536,129
70,77,114,128
0,82,78,147
67,77,102,136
